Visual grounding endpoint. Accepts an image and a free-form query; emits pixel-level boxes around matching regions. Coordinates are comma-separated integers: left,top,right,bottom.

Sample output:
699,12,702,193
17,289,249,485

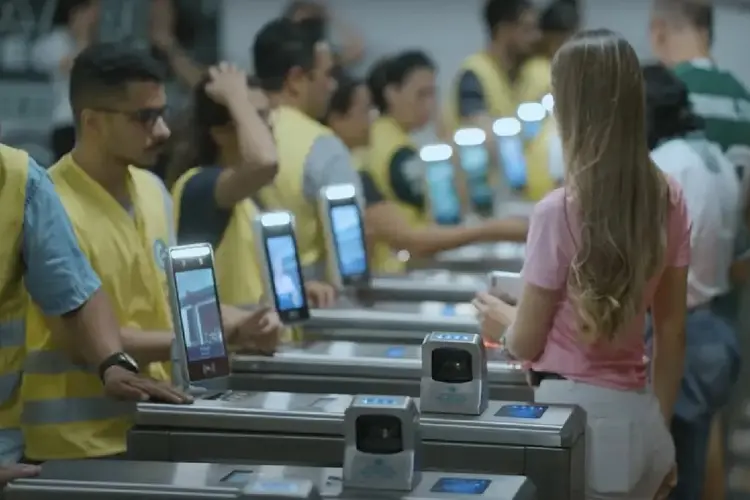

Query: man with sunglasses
22,43,276,462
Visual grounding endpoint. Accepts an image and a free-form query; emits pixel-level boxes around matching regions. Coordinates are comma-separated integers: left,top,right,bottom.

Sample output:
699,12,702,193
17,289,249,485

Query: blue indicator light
360,397,398,406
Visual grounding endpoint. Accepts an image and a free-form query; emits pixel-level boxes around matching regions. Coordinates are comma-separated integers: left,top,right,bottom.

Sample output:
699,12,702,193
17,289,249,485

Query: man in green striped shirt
651,1,750,497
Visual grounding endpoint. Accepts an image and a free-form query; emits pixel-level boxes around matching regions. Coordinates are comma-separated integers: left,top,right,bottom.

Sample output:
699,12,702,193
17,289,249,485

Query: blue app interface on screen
459,144,492,208
175,268,226,362
496,136,527,190
495,404,548,419
265,236,305,312
426,161,461,225
330,204,367,278
431,477,491,494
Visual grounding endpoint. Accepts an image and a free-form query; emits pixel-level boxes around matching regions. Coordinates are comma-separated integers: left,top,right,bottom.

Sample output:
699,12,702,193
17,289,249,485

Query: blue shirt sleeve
22,157,101,316
177,167,232,250
457,70,487,118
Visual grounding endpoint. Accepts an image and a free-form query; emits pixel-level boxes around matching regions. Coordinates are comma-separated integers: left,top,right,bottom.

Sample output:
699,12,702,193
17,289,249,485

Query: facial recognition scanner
454,127,493,214
516,102,547,141
420,333,488,415
231,340,531,402
253,211,311,324
492,118,527,192
342,395,420,491
166,243,231,394
420,143,461,226
319,184,370,289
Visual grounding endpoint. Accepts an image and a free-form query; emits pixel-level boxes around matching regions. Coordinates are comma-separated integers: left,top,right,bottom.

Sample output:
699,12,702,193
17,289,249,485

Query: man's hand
226,307,282,355
103,366,192,404
0,463,41,486
305,281,337,308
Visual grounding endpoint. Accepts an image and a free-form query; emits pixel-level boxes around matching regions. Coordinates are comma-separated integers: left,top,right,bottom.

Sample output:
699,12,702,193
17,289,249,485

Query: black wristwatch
98,352,139,383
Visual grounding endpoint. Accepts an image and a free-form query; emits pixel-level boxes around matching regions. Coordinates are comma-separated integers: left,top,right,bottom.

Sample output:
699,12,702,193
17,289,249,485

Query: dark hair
253,18,320,92
642,63,703,150
540,1,580,34
69,43,164,123
165,74,260,187
483,0,533,36
366,51,435,113
654,0,714,45
325,71,363,122
52,0,94,26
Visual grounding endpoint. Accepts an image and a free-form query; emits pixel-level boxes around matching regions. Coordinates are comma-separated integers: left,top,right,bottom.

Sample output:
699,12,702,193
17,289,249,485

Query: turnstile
230,341,531,401
407,242,525,274
5,461,536,500
129,394,585,500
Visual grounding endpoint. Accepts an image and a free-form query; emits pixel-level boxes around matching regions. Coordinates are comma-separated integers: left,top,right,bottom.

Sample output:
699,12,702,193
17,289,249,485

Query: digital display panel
330,204,368,279
265,235,306,313
430,477,492,495
495,404,548,419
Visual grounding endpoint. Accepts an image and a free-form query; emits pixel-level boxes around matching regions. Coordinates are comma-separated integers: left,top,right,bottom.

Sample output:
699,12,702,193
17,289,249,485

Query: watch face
119,352,139,371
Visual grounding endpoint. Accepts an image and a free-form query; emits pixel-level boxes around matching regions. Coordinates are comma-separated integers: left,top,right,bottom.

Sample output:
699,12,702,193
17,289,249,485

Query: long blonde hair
552,29,668,343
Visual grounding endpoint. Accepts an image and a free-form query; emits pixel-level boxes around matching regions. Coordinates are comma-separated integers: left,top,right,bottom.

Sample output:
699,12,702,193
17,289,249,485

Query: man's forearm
58,287,123,367
121,328,174,365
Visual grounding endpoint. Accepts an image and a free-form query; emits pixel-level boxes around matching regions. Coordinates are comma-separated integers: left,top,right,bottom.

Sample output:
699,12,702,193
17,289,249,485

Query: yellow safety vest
258,105,331,269
172,167,264,306
0,145,30,433
446,52,556,201
22,155,173,460
366,117,427,274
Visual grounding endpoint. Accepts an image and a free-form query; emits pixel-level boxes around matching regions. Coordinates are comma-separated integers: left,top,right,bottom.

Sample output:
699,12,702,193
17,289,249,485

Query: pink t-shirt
525,177,691,390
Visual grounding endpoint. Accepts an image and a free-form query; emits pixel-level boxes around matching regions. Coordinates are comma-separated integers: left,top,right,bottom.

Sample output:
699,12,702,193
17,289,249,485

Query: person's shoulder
651,138,696,175
663,173,687,210
534,187,566,215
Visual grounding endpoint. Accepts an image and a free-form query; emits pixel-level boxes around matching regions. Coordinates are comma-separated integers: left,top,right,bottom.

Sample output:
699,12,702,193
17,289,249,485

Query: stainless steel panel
407,243,525,274
355,276,482,304
134,397,584,448
7,460,536,500
230,342,531,401
126,432,553,498
303,309,478,336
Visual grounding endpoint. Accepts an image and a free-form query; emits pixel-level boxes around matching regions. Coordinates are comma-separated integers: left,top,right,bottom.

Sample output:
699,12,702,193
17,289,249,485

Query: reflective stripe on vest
23,349,134,425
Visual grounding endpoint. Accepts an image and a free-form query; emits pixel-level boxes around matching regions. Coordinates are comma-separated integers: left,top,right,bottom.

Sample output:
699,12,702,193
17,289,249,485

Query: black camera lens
355,415,403,455
431,348,473,383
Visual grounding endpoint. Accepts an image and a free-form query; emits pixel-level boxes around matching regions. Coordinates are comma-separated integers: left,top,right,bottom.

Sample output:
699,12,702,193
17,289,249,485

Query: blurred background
2,0,749,165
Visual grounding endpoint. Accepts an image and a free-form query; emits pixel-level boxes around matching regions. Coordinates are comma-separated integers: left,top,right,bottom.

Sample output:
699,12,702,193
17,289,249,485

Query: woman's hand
472,291,516,342
205,63,249,106
654,464,677,500
225,307,282,355
305,281,337,308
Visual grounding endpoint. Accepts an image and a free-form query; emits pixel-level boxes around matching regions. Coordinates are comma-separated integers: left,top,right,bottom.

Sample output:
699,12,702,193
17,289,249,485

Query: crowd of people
1,0,750,498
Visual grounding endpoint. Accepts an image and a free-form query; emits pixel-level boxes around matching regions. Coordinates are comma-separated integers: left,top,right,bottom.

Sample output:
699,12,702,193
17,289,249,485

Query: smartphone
454,127,493,213
487,270,522,304
320,184,370,287
420,143,461,225
253,212,310,324
492,118,527,191
165,243,230,388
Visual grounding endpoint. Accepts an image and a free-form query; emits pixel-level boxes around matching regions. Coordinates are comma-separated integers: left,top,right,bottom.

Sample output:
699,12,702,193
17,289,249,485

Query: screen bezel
327,197,370,286
170,252,231,383
261,224,310,323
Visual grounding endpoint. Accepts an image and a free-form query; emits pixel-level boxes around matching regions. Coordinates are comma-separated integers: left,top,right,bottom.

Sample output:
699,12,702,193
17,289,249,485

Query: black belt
529,370,566,387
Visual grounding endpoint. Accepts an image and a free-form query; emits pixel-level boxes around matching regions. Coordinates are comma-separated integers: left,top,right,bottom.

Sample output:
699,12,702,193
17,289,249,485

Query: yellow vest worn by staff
0,145,31,434
258,105,331,269
446,52,555,201
22,155,173,460
172,167,264,306
366,117,427,274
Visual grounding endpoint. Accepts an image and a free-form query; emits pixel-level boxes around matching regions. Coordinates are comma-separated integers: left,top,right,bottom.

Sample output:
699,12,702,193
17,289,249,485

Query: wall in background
222,0,750,98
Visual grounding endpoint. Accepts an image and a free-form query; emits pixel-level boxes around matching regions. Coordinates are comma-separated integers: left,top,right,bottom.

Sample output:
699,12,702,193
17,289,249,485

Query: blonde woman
473,30,689,499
